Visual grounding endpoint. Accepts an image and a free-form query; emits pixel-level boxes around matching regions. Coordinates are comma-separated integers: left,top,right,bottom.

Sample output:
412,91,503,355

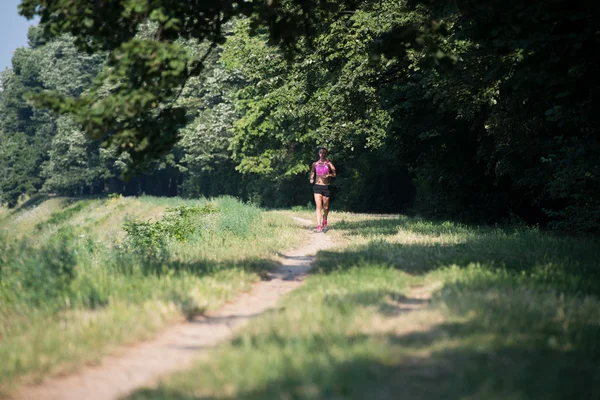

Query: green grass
127,212,600,400
0,196,306,392
34,199,93,231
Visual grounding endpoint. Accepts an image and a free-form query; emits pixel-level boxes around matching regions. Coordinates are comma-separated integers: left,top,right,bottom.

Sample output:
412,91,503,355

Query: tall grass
0,196,304,392
128,212,600,400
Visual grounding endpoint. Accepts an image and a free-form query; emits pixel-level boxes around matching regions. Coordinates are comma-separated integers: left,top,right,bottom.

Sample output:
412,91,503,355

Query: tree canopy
0,0,597,232
16,0,358,172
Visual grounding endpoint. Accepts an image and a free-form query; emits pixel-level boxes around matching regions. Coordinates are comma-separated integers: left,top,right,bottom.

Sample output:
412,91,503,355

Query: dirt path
12,217,331,400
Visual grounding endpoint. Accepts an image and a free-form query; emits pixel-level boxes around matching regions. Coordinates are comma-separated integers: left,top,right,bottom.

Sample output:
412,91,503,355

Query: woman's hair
318,147,328,153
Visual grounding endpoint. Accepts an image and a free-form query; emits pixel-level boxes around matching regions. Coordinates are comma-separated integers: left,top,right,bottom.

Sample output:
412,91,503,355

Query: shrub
216,196,261,237
0,228,77,309
123,203,219,252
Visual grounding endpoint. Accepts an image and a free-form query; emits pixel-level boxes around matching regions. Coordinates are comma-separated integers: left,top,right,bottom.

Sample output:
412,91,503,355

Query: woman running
309,147,336,232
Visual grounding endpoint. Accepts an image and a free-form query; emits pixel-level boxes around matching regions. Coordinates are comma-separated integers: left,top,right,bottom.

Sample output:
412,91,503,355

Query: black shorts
313,184,331,197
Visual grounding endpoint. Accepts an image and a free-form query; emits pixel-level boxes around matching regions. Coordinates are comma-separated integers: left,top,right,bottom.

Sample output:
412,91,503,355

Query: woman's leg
314,193,323,227
323,196,330,226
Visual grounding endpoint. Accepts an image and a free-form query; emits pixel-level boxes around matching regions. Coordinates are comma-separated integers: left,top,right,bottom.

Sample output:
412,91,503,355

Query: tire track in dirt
12,217,331,400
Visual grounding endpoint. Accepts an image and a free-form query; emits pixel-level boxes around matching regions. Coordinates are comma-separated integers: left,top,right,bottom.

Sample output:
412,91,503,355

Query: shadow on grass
10,194,107,216
2,233,279,315
331,215,488,237
99,254,280,317
311,225,600,296
333,217,409,236
123,217,600,400
118,253,278,279
1,195,50,221
126,320,600,400
322,290,429,316
14,194,51,211
127,288,600,400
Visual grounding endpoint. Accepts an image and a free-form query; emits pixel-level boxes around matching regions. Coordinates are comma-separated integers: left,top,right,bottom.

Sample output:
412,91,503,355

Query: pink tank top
315,161,330,176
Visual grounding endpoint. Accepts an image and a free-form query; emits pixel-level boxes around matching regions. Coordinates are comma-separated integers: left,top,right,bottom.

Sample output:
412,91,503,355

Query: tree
380,0,600,230
0,131,40,207
41,116,111,195
12,0,599,230
222,5,415,210
177,46,246,198
18,0,360,174
0,27,104,205
0,37,52,205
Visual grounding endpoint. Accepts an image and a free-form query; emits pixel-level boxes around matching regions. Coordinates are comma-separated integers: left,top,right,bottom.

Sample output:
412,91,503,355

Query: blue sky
0,0,39,71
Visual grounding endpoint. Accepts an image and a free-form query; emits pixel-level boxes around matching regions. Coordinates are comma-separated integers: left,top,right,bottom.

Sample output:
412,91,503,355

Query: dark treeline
1,0,598,232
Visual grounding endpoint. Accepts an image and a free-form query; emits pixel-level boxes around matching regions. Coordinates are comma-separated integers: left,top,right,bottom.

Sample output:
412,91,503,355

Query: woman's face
319,148,327,159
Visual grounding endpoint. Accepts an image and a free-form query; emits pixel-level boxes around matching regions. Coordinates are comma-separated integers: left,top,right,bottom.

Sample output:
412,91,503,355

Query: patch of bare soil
11,217,332,400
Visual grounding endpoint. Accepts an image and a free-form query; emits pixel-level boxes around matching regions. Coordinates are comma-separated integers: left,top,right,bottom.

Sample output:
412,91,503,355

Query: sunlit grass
128,212,600,400
0,196,306,392
0,196,69,238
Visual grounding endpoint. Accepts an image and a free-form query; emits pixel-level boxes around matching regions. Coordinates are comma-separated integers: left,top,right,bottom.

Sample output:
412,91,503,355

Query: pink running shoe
323,219,328,228
316,225,322,233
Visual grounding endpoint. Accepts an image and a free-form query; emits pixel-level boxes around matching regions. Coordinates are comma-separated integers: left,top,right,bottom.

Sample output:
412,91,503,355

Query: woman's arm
328,162,336,178
309,162,316,184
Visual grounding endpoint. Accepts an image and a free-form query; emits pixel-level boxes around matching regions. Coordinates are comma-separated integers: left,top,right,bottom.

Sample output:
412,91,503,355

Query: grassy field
128,211,600,400
0,195,306,393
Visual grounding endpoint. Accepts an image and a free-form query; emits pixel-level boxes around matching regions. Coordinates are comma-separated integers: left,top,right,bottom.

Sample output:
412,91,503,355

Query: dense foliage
0,0,597,232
